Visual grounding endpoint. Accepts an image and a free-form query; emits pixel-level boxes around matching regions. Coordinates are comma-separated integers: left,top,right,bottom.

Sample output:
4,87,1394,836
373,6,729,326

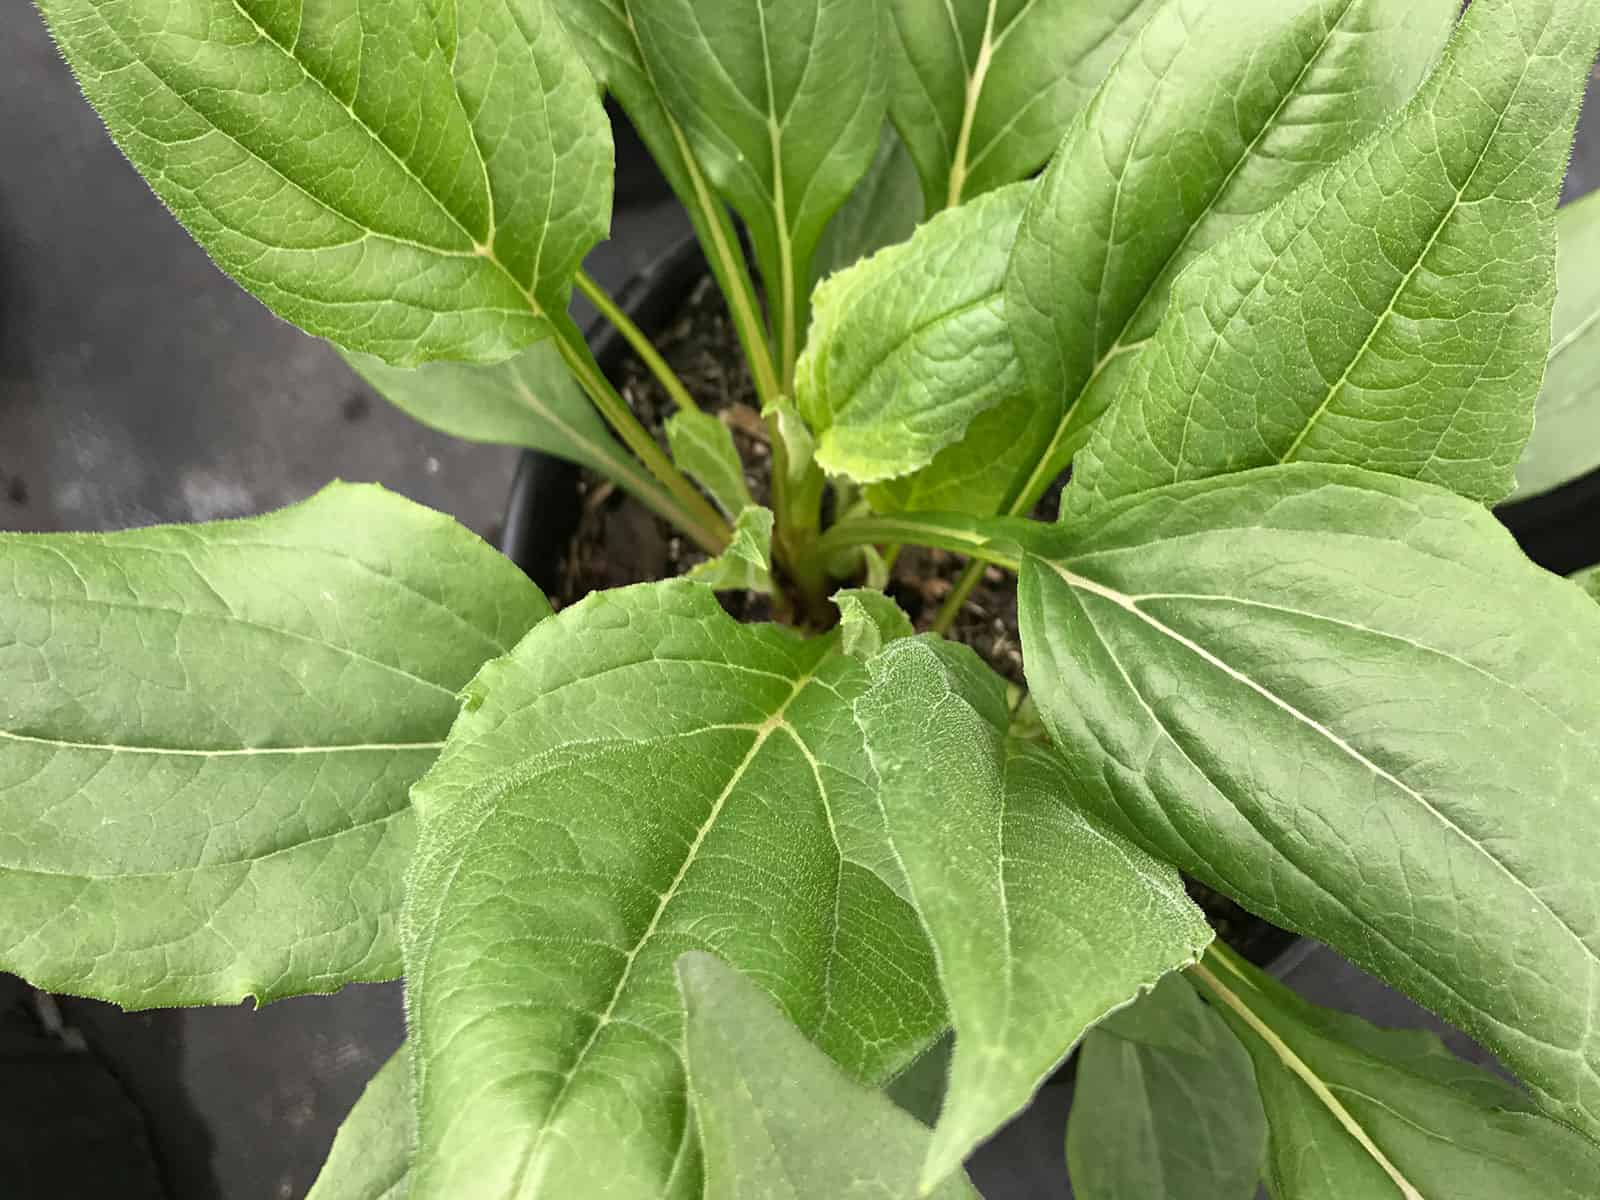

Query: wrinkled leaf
833,588,915,659
666,409,755,519
631,0,887,373
856,638,1212,1185
1017,463,1600,1137
887,0,1162,210
1514,189,1600,500
1071,0,1600,514
1068,976,1266,1200
307,1047,413,1200
688,507,774,593
679,952,980,1200
0,484,548,1007
1196,947,1600,1199
401,581,943,1199
38,0,612,365
812,124,924,285
1004,0,1454,515
797,183,1030,485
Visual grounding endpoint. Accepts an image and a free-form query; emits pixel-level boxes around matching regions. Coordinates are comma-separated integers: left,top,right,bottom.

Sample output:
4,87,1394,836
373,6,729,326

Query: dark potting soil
562,269,1294,967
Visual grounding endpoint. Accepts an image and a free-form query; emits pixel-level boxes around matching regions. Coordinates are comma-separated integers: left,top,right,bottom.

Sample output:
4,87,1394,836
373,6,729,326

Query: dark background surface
2,10,1597,1199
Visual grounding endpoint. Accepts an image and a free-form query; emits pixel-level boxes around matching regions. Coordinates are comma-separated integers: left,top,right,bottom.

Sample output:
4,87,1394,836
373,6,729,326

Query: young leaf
1016,463,1600,1138
306,1047,413,1200
678,952,979,1200
401,581,943,1200
1004,0,1455,515
812,124,924,285
0,484,548,1007
887,0,1163,210
855,639,1212,1186
833,588,915,660
1195,948,1600,1199
630,0,887,375
1067,976,1266,1200
666,410,755,520
1070,0,1600,514
687,507,774,593
796,182,1031,485
36,0,612,366
1513,189,1600,500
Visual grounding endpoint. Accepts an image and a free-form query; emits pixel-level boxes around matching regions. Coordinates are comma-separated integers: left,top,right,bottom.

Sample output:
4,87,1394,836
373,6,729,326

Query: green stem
816,514,1025,574
931,561,985,635
552,315,731,556
575,270,700,416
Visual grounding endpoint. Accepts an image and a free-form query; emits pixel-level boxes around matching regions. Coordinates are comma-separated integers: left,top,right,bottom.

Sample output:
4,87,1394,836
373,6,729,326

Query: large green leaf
307,1047,413,1200
856,638,1212,1185
796,182,1030,485
1514,188,1600,500
1017,464,1600,1136
1067,976,1266,1200
400,581,943,1199
37,0,612,366
1195,947,1600,1198
0,484,548,1007
1070,0,1600,514
886,0,1162,211
630,0,887,376
678,952,979,1200
1003,0,1454,516
811,123,924,285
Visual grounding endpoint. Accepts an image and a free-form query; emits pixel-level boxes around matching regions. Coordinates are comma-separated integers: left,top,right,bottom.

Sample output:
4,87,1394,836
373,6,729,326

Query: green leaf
401,581,943,1199
1070,0,1600,514
1575,565,1600,602
812,123,924,285
687,507,774,593
666,410,755,520
307,1047,413,1200
678,952,980,1200
855,639,1212,1185
630,0,888,374
37,0,612,366
1004,0,1455,516
1067,976,1266,1200
1514,189,1600,500
887,0,1163,210
1016,463,1600,1137
0,484,548,1007
1195,947,1600,1199
797,182,1031,485
833,588,915,659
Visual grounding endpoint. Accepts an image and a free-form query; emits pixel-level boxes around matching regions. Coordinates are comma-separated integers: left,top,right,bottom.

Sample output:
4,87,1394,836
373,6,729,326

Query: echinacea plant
8,0,1600,1195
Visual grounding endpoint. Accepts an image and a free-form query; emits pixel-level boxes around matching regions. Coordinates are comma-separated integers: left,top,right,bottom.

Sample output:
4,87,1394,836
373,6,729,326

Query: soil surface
562,269,1295,967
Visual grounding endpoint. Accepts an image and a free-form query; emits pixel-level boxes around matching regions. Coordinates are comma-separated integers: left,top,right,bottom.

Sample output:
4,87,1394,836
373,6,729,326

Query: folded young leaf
855,638,1212,1187
1004,0,1454,516
887,0,1163,211
1017,464,1600,1137
797,183,1031,485
37,0,612,366
401,581,943,1199
1195,947,1600,1199
678,952,979,1200
630,0,887,375
812,124,924,286
0,484,549,1007
1067,976,1266,1200
1070,0,1600,515
687,507,774,593
306,1047,413,1200
666,409,755,520
833,588,915,660
1513,189,1600,500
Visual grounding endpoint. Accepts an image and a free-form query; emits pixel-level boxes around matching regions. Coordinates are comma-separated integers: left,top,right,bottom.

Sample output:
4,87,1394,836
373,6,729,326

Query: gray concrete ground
2,9,1598,1199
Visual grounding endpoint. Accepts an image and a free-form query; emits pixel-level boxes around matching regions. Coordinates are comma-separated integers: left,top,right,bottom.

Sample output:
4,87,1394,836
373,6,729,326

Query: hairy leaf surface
856,639,1212,1184
679,952,979,1200
37,0,612,365
887,0,1162,210
1068,976,1266,1200
0,485,548,1007
1196,948,1600,1198
307,1047,413,1200
1018,464,1600,1136
1071,0,1600,513
401,581,943,1199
